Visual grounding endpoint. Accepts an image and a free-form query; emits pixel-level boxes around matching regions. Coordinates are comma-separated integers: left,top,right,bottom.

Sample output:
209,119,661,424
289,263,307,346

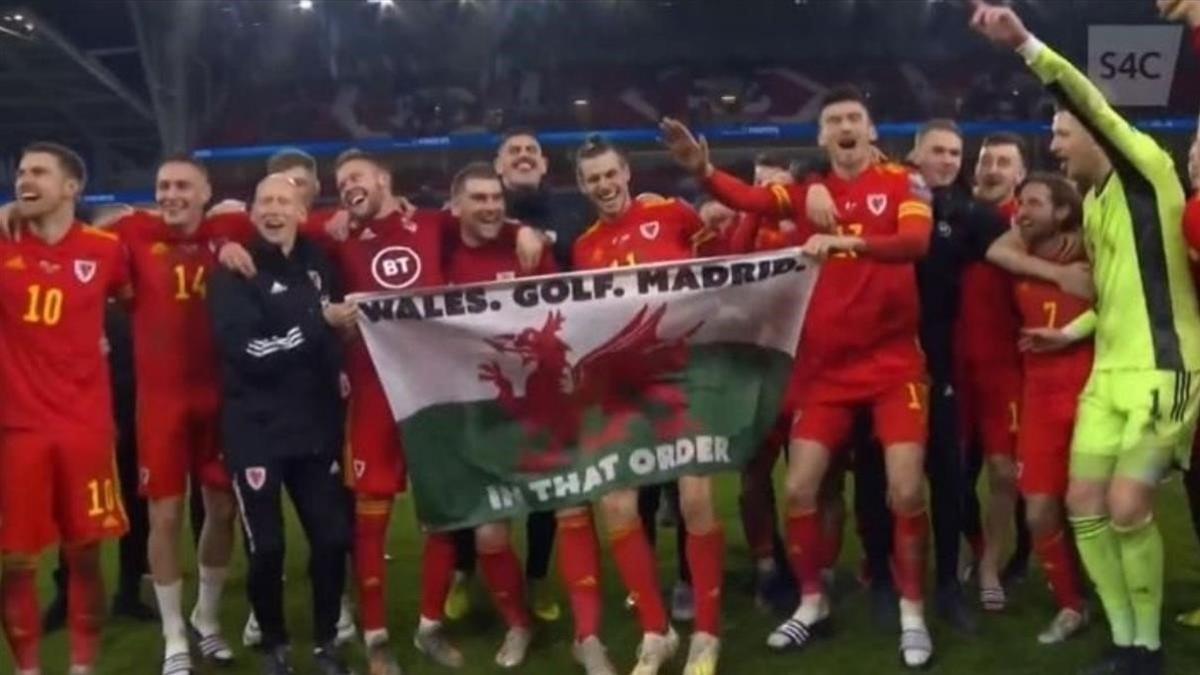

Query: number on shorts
1042,300,1058,328
22,284,64,325
906,382,924,410
86,479,117,517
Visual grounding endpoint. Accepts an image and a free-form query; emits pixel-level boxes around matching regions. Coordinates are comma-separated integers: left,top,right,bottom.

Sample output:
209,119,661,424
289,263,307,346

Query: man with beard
1008,173,1091,645
0,142,131,675
973,2,1200,671
441,162,558,667
441,129,582,625
958,133,1031,594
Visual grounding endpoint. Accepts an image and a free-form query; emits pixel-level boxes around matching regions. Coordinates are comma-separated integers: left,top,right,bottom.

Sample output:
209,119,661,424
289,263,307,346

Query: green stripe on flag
401,343,793,530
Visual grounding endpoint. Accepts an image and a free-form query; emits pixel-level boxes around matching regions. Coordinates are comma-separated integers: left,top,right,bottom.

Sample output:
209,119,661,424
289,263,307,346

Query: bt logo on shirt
370,246,423,289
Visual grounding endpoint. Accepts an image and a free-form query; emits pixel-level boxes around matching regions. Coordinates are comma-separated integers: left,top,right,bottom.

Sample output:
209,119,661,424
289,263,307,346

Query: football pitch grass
11,473,1200,674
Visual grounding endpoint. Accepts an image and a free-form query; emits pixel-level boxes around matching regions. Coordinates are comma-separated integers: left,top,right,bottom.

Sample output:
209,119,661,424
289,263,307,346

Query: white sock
364,628,389,648
191,566,228,635
418,616,442,633
154,580,187,655
899,599,926,631
791,593,828,625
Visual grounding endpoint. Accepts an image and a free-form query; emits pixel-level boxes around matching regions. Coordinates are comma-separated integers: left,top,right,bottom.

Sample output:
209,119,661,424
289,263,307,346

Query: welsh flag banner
355,250,817,530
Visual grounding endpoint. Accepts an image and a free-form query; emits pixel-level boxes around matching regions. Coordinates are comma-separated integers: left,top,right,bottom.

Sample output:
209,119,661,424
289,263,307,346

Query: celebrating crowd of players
3,1,1200,674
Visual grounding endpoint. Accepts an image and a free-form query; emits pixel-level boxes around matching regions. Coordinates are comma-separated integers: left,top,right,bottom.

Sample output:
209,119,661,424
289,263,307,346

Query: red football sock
65,546,104,668
819,516,844,571
1034,529,1085,612
354,500,392,634
1,561,40,670
686,528,726,635
893,509,929,602
785,509,824,596
479,543,530,628
610,522,668,634
556,513,603,640
420,532,458,622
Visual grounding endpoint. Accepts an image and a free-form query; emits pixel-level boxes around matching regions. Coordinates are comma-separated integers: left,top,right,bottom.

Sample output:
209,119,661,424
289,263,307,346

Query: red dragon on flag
477,305,702,471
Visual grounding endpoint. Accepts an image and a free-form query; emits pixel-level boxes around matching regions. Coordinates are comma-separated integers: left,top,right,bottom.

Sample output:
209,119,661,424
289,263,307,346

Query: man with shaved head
208,174,354,675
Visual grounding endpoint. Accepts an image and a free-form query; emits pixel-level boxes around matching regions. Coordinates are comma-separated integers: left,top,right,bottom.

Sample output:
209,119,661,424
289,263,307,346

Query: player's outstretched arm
660,117,796,219
986,229,1096,300
971,0,1171,178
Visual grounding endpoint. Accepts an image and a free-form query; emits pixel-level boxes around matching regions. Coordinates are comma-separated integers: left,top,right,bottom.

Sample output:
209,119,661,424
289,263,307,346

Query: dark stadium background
0,0,1195,208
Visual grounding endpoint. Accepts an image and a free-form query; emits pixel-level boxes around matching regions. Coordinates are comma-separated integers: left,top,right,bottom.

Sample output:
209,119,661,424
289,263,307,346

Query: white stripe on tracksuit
231,481,257,554
245,326,305,358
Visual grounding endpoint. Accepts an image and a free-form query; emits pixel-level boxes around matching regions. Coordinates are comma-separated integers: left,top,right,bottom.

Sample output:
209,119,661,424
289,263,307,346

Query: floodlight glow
297,0,314,10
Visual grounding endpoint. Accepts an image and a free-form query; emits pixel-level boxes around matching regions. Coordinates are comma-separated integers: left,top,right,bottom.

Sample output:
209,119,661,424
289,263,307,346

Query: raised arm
660,116,804,219
971,1,1174,180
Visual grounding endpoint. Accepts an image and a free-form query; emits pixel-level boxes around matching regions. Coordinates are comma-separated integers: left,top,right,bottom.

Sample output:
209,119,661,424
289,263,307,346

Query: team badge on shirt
640,221,661,240
353,460,366,479
74,259,97,283
867,194,888,216
245,467,267,491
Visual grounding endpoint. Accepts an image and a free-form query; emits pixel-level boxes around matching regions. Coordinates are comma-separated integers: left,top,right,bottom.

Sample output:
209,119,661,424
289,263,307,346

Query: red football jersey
327,209,449,391
0,223,130,433
955,199,1022,371
726,211,806,254
115,211,253,395
446,221,557,284
1014,277,1094,393
706,163,932,384
572,198,703,269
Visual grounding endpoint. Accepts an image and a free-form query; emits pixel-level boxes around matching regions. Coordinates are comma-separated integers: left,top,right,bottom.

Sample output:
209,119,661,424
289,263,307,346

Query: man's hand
805,183,840,232
1159,0,1200,27
1019,327,1076,353
1053,262,1095,301
0,202,16,239
659,117,712,177
801,233,861,261
515,225,549,272
968,0,1033,49
322,302,358,330
218,241,257,278
325,210,352,242
396,195,417,218
207,199,247,217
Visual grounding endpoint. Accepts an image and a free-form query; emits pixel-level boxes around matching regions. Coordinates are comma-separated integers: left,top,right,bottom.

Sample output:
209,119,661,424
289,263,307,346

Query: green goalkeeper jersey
1023,40,1200,372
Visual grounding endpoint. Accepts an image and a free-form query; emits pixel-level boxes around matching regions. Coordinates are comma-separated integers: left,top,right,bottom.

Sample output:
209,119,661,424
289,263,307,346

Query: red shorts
790,378,929,450
345,380,407,497
0,427,130,554
1016,392,1075,497
137,389,230,500
957,362,1021,459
